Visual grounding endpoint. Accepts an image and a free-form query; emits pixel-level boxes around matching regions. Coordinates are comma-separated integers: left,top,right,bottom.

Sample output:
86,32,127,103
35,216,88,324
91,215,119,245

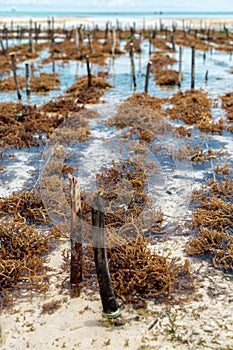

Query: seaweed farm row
0,18,233,309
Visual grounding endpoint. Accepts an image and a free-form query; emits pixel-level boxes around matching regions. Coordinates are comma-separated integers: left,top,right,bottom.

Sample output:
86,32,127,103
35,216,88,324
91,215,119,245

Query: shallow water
0,35,232,229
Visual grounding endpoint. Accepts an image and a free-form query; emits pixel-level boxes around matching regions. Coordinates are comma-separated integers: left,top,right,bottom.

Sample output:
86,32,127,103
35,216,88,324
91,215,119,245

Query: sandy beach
1,233,233,350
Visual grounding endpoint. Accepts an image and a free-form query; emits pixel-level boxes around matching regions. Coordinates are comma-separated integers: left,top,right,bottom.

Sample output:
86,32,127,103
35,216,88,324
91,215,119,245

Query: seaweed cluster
155,69,180,86
186,175,233,272
107,234,180,304
166,89,225,134
0,216,51,293
65,74,112,104
0,72,60,93
221,92,233,130
150,52,180,86
79,158,191,305
0,102,63,149
0,101,89,150
0,189,49,225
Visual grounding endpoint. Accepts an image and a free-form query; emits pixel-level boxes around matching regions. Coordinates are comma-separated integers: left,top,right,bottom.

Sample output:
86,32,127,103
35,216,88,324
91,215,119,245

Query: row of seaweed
1,21,233,91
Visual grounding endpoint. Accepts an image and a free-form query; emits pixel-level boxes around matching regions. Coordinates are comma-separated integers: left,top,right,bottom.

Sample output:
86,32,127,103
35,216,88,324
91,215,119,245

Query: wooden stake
111,27,116,58
144,61,152,93
75,28,79,54
92,191,121,318
25,63,30,97
29,27,33,53
0,39,6,54
10,53,21,100
170,34,176,51
130,42,137,90
88,33,93,54
148,32,152,55
68,175,83,298
4,26,8,54
86,55,92,87
178,46,182,88
191,45,195,89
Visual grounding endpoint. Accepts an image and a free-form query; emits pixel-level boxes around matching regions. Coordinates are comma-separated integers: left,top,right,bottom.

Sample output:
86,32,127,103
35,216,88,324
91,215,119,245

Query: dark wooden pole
25,63,30,98
144,61,152,93
178,46,182,88
86,55,92,87
130,42,137,90
171,34,176,51
0,39,6,54
88,33,93,54
4,26,8,54
10,53,21,100
191,45,195,89
69,175,83,298
29,27,33,53
92,191,121,319
75,28,79,54
148,31,152,55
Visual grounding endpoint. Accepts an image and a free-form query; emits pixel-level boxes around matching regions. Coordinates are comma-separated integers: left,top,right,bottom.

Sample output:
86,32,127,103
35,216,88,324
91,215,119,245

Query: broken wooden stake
92,191,121,319
69,175,83,298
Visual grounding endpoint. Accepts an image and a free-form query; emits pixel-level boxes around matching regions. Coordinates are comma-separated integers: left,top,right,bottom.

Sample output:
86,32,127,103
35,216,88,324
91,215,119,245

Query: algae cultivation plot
0,18,233,309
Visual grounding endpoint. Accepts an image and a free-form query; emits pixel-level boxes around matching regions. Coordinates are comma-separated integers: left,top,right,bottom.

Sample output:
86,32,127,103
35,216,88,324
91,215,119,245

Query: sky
0,0,232,12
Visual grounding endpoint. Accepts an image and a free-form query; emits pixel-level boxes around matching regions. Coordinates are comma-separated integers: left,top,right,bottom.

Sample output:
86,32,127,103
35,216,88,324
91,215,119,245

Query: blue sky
0,0,232,12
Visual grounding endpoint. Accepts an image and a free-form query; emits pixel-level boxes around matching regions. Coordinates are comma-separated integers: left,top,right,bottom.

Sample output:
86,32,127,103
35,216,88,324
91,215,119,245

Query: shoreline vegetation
0,13,233,350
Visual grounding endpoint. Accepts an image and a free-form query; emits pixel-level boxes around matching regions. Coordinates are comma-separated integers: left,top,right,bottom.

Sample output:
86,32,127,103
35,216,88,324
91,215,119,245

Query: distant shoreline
0,12,233,29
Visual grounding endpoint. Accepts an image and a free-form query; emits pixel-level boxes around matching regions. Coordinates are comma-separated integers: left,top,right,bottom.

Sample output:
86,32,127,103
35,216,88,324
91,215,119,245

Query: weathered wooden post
92,191,121,319
105,21,109,40
68,175,83,298
4,26,8,54
34,22,38,43
29,27,33,53
191,45,195,89
111,27,116,58
171,34,176,51
78,25,83,44
148,31,152,55
10,53,21,100
75,28,79,54
144,60,152,93
88,33,93,54
25,63,30,98
203,51,206,63
130,42,137,90
86,55,92,87
0,39,6,54
178,46,182,88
